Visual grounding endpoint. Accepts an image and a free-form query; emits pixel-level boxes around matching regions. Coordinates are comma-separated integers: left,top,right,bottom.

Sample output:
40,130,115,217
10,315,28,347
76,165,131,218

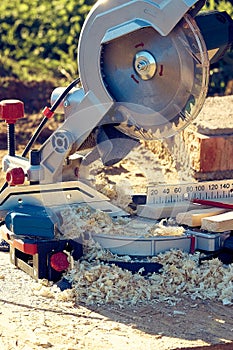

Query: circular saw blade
101,15,209,139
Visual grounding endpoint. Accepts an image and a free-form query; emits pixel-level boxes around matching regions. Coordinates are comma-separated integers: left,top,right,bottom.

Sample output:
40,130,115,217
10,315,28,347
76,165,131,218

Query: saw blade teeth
99,15,209,140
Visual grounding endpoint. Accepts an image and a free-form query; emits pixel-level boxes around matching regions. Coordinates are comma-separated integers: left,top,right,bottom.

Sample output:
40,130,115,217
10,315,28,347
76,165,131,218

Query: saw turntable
0,0,233,281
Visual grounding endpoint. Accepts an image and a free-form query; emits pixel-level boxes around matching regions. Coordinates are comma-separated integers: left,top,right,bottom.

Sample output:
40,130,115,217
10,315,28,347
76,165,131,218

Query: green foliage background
0,0,95,82
0,0,232,93
203,0,232,13
203,0,233,95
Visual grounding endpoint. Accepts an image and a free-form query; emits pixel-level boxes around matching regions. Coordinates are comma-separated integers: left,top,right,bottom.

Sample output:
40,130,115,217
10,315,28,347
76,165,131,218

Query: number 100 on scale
147,180,233,204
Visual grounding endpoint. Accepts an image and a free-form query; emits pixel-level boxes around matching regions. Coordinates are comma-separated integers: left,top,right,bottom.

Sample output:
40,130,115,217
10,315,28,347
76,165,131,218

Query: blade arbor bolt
134,50,157,80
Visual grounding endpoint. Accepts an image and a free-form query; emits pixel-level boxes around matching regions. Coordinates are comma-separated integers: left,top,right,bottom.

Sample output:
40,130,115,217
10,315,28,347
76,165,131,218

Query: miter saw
0,0,232,280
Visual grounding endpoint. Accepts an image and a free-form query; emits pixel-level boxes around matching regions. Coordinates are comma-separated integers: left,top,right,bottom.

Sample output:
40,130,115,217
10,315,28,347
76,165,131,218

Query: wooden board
176,208,227,227
201,211,233,232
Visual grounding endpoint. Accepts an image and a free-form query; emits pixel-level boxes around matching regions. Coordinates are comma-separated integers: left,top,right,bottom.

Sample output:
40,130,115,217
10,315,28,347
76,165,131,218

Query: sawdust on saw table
0,95,233,350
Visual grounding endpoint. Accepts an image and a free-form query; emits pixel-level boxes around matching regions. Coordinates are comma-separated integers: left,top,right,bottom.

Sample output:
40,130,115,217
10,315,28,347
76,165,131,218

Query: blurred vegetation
0,0,95,84
203,0,232,13
202,0,233,95
0,0,232,94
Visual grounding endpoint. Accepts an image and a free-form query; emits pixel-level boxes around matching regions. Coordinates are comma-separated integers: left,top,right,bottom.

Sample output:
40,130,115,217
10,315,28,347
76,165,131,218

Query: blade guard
78,0,201,103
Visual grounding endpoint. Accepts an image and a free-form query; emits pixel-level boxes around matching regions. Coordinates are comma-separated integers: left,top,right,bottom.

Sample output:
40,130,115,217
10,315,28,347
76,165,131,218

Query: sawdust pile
70,241,233,306
58,206,185,238
32,247,233,307
34,205,233,307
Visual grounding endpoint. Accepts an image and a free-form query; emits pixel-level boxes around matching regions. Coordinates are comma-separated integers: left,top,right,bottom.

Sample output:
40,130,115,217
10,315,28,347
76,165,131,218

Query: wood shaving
146,219,185,237
36,237,233,307
44,205,233,307
58,206,185,238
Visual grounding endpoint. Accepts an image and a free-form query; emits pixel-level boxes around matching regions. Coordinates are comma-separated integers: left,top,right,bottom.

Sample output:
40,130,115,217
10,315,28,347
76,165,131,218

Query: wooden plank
201,211,233,232
194,134,233,172
176,208,227,227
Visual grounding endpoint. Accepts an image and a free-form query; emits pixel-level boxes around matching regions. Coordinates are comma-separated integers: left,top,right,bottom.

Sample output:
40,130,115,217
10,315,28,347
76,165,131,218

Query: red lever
6,168,25,186
0,99,24,124
0,99,24,157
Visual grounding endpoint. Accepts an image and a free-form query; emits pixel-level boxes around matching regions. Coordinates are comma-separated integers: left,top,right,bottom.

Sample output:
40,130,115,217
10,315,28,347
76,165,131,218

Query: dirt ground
0,250,233,350
0,90,233,349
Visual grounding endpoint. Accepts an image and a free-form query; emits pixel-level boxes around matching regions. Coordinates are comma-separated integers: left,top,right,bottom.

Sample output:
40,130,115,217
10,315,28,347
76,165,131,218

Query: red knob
6,167,25,186
50,252,70,272
0,99,24,124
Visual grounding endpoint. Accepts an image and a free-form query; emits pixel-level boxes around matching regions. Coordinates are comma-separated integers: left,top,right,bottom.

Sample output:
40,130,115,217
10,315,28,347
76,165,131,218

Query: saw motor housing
0,0,233,235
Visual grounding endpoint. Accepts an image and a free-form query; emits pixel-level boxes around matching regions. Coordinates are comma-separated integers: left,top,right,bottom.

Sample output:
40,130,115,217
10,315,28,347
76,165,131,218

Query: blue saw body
5,205,55,239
